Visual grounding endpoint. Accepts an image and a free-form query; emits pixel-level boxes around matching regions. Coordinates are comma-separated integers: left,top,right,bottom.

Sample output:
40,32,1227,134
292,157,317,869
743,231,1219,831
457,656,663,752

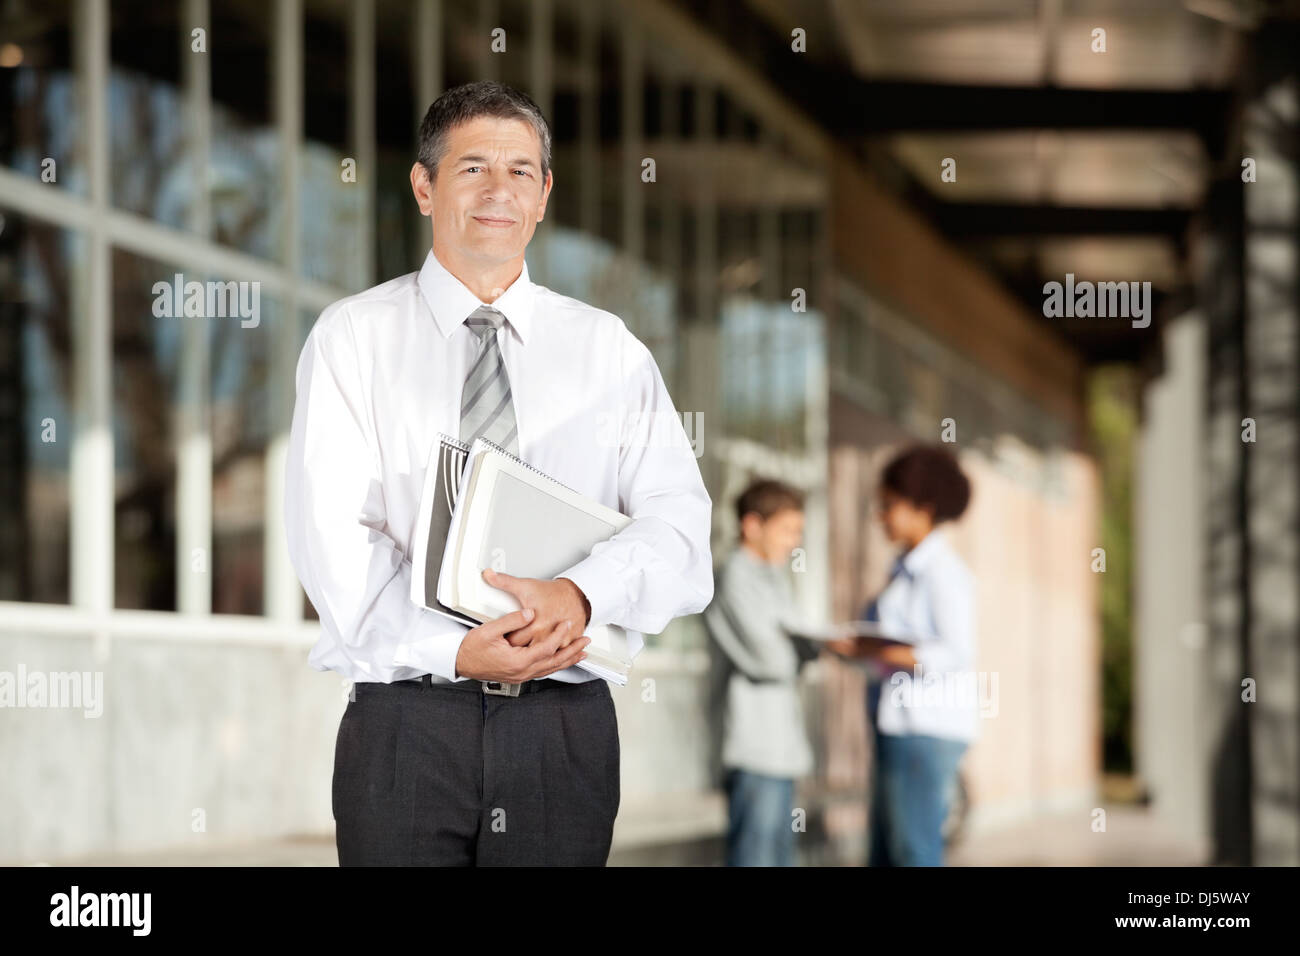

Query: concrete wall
0,612,335,862
0,607,744,864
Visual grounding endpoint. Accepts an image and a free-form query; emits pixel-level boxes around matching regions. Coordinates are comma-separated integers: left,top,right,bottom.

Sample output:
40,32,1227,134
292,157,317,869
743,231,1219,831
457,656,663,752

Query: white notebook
790,620,926,645
431,436,637,685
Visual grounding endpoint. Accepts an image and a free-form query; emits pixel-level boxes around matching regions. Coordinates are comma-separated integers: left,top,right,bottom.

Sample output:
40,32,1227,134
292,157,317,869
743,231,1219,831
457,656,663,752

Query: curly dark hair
880,444,971,523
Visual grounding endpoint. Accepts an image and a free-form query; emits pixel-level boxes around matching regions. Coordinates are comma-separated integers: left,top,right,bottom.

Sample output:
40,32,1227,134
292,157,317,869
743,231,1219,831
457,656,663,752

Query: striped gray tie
460,305,519,456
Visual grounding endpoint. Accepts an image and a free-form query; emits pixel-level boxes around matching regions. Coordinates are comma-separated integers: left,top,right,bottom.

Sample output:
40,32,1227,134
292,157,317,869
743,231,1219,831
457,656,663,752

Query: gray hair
417,80,552,182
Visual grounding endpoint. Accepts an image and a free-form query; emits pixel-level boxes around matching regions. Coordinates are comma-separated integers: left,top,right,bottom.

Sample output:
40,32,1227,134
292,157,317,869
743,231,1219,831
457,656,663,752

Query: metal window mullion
184,0,212,239
177,0,213,615
694,81,715,326
412,0,443,267
414,0,443,124
70,0,112,616
800,204,831,637
658,72,680,328
0,165,345,308
264,0,304,623
692,80,718,467
758,128,780,302
759,126,781,448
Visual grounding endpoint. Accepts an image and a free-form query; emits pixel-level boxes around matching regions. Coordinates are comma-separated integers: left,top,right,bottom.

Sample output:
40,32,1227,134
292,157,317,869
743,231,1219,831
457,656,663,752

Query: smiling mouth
473,216,515,226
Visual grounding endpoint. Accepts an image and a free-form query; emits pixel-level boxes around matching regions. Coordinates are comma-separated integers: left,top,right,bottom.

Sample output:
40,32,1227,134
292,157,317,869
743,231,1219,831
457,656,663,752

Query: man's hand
872,642,917,671
454,606,592,683
824,637,863,658
822,636,916,673
478,568,590,648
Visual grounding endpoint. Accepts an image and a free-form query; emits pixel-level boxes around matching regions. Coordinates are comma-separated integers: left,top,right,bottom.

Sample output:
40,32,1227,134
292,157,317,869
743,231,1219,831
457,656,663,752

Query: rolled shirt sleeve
284,314,472,683
554,337,714,635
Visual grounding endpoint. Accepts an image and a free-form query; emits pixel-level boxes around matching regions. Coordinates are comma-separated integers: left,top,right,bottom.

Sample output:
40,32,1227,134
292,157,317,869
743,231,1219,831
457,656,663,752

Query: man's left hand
824,637,862,657
481,568,591,648
870,642,917,670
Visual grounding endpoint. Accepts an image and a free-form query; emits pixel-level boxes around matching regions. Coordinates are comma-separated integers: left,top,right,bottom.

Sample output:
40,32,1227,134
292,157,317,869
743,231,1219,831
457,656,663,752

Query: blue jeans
724,768,796,866
868,729,967,867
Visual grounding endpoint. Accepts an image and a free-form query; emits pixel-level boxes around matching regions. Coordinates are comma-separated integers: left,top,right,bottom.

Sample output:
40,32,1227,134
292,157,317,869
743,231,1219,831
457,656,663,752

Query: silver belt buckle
481,680,522,697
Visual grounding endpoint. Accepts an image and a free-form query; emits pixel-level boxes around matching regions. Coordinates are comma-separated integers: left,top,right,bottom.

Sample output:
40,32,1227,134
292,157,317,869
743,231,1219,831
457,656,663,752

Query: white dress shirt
284,248,715,685
863,528,980,742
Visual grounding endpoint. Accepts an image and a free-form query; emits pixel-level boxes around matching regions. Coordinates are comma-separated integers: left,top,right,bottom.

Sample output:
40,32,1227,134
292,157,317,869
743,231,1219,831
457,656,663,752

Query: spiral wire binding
472,435,585,498
438,433,470,512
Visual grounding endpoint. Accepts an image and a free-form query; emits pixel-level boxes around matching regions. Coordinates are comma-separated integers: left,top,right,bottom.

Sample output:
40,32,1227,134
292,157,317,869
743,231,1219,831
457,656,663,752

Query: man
284,81,713,866
703,479,824,866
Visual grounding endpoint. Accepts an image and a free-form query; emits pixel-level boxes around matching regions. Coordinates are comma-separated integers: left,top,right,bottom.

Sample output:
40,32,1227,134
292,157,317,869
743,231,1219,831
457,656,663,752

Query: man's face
417,115,551,269
742,508,805,565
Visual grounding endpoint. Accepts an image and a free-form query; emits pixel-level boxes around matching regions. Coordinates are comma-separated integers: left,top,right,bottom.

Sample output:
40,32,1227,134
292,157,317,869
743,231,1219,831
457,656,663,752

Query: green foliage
1089,365,1136,773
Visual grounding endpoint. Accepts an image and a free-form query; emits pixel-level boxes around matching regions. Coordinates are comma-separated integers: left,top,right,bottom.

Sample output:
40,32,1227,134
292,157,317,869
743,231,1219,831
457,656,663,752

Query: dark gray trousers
332,675,620,866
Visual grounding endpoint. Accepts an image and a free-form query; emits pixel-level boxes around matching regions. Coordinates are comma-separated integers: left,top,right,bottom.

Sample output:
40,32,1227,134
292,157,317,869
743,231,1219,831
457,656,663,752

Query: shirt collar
895,527,946,578
417,247,535,346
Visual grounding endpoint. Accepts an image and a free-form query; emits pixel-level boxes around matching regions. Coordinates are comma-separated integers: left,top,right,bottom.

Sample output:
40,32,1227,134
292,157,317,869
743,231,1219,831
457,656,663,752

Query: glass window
210,290,281,616
538,225,677,385
441,0,485,89
720,296,823,452
0,211,75,603
110,1,187,229
210,1,277,258
489,0,535,92
301,0,366,291
375,0,421,280
112,248,181,611
0,0,82,194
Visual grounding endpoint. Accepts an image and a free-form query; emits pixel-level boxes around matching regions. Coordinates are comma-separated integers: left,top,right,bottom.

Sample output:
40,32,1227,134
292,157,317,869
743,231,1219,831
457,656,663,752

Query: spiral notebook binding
437,432,472,454
473,436,583,497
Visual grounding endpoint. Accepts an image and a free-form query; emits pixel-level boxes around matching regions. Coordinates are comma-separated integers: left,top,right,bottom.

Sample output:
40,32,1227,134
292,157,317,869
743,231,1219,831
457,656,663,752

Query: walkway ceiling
679,0,1300,363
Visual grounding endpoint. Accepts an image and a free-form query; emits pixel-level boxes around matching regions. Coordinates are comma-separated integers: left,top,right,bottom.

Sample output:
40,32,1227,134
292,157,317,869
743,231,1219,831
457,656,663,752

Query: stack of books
411,433,636,684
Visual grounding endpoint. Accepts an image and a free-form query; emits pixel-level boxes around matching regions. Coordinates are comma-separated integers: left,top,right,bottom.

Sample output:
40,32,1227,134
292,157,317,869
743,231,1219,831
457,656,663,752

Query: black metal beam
932,202,1193,240
817,77,1233,145
1000,282,1173,364
671,0,1233,152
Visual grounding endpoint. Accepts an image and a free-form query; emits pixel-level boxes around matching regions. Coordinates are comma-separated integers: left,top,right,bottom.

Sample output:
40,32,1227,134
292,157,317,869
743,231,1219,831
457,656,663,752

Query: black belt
393,674,576,697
